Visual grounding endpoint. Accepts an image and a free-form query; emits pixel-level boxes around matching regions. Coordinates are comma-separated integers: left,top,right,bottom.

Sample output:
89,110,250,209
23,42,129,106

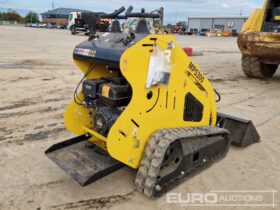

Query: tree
0,12,3,21
24,12,40,23
166,23,173,28
3,11,23,22
176,21,187,27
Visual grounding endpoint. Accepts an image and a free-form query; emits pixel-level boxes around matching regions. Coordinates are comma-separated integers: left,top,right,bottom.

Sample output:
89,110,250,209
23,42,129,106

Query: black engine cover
73,33,146,68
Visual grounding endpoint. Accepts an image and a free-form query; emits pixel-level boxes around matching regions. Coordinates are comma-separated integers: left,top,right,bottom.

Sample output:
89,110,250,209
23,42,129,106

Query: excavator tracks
135,126,230,197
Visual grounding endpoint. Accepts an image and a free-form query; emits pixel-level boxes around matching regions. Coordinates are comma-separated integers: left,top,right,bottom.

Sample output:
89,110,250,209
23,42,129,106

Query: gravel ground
0,25,279,210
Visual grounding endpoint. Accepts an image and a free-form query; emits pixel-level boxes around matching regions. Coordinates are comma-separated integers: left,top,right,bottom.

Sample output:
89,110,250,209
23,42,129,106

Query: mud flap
217,113,260,147
45,134,124,186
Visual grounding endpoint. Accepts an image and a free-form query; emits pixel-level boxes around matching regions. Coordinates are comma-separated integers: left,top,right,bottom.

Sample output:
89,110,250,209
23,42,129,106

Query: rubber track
135,126,230,197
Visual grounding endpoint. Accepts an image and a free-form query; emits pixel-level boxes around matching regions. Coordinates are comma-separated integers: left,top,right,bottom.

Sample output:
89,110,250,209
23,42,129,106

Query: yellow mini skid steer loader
46,7,260,197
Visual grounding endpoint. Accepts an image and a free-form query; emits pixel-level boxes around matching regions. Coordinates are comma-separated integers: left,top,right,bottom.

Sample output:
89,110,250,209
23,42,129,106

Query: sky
0,0,264,23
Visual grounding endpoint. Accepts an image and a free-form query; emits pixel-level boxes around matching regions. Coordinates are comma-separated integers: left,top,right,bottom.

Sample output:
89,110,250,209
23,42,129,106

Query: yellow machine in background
46,6,260,198
238,0,280,78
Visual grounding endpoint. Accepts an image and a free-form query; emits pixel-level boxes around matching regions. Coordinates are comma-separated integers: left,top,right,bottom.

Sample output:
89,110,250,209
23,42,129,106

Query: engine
82,77,132,136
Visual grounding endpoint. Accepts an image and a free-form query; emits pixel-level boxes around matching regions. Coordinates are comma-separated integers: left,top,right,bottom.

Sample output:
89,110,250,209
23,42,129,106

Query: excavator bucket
217,113,260,147
45,134,123,186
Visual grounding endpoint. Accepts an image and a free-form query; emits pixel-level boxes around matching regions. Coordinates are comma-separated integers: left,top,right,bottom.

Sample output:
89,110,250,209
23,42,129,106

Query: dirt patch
48,191,135,210
210,78,225,83
10,77,32,82
34,125,45,130
210,76,251,83
0,106,64,119
24,131,50,141
0,59,46,70
47,123,58,128
24,127,65,141
43,97,67,103
0,136,14,141
0,102,27,112
41,77,56,81
228,75,251,81
0,59,59,70
0,127,14,141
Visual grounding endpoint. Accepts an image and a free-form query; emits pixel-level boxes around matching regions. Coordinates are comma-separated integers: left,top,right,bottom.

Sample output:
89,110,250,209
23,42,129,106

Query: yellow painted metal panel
106,35,216,168
242,0,268,32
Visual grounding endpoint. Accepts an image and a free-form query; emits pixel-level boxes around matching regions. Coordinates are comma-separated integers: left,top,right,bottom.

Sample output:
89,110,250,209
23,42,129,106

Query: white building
187,16,248,33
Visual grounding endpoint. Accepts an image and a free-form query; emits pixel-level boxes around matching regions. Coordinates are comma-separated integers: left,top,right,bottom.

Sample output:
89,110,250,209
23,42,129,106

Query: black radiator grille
184,93,203,122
